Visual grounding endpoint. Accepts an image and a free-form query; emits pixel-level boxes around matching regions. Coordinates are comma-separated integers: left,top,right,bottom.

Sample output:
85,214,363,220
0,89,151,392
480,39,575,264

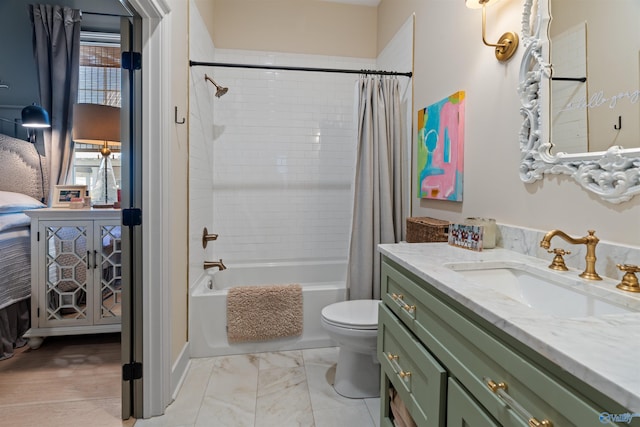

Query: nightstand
23,208,122,349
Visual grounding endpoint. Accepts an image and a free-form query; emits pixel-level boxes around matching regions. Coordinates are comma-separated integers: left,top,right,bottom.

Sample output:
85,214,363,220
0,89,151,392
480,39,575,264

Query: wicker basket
406,217,449,243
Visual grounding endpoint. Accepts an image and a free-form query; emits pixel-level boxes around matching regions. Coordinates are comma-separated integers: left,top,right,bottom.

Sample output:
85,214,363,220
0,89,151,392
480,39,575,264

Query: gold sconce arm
467,0,519,62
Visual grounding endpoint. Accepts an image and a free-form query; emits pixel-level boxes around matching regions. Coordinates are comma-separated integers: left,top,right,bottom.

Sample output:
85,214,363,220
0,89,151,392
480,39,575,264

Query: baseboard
170,342,191,401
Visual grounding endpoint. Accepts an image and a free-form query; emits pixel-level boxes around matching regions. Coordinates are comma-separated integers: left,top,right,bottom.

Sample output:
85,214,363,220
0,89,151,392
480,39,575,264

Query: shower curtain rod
189,60,412,78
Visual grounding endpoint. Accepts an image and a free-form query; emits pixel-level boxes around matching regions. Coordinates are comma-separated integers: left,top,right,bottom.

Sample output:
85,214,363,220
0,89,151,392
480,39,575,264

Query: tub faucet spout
204,259,226,271
540,229,601,280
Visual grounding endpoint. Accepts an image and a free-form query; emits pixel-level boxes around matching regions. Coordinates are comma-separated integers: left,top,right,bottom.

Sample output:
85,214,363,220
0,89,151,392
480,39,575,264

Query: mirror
519,0,640,203
549,1,640,154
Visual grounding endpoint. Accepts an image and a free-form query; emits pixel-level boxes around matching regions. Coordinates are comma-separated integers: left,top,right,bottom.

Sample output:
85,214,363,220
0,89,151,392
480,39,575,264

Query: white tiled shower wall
189,2,217,284
207,50,375,263
189,6,414,272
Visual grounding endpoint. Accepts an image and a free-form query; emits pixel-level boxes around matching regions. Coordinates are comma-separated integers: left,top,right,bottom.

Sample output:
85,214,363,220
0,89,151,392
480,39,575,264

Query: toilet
320,299,380,398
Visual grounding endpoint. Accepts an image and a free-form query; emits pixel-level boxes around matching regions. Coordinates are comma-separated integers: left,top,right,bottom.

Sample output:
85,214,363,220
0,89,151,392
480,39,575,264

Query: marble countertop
378,242,640,413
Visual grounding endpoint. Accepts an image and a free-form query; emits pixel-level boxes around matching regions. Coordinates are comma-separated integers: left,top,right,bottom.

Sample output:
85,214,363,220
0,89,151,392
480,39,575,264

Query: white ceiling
317,0,381,6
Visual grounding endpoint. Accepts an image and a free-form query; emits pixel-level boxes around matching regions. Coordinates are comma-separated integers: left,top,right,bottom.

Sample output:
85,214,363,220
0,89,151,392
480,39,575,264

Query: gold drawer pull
391,293,404,300
403,304,416,313
485,377,553,427
387,353,399,361
487,379,507,393
528,419,553,427
399,370,411,379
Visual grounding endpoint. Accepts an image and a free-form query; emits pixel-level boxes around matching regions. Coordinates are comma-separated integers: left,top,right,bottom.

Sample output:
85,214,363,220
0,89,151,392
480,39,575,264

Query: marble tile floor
135,347,380,427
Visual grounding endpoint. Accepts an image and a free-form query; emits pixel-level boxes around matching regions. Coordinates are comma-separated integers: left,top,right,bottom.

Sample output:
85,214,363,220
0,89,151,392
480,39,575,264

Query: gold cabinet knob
616,264,640,292
391,293,404,300
399,370,411,379
387,353,398,361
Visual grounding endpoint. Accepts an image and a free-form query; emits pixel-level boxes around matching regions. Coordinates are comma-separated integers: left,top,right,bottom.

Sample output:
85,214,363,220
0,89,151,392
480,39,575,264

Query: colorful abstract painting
417,91,465,201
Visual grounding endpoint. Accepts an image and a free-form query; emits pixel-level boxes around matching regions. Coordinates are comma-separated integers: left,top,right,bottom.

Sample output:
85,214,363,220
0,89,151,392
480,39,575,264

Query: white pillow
0,212,31,232
0,191,45,213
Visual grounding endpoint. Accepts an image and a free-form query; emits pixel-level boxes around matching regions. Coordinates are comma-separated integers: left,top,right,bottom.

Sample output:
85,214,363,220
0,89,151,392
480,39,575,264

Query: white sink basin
445,262,635,317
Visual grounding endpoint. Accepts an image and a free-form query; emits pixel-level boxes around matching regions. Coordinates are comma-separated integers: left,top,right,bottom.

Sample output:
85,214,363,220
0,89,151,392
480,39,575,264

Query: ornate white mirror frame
518,0,640,204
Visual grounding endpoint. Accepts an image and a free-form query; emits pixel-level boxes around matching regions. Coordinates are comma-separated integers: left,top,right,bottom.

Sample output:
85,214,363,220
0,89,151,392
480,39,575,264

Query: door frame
126,0,172,418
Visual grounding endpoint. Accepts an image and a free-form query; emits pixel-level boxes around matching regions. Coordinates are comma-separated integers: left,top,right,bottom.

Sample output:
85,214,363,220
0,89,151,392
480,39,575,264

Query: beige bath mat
226,284,303,343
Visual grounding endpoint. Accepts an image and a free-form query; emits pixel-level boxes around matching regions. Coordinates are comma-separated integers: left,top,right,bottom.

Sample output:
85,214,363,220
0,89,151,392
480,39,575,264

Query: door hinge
122,362,143,381
122,208,142,227
37,307,40,317
37,231,40,241
121,51,142,70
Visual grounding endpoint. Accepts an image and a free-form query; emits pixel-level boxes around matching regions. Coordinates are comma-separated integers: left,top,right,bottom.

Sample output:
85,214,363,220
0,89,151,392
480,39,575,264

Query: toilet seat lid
321,299,379,329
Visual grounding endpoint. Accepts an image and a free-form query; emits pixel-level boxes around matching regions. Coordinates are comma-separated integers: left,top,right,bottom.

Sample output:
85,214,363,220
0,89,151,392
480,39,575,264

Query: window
73,32,121,190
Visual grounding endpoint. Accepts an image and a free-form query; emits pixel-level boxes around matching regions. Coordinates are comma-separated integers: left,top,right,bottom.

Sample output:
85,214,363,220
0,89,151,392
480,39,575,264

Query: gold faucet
540,229,601,280
204,259,226,271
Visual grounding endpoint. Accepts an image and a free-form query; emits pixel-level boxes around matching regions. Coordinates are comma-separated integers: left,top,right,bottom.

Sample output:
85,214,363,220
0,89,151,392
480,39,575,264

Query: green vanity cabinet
447,378,500,427
378,304,447,426
378,256,625,427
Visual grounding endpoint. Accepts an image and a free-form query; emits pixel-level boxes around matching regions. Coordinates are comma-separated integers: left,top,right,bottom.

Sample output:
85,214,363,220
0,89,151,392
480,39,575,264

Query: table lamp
72,103,120,207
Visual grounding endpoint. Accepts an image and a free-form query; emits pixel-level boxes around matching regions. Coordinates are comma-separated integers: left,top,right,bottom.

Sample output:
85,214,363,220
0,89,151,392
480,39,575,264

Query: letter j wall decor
417,91,465,201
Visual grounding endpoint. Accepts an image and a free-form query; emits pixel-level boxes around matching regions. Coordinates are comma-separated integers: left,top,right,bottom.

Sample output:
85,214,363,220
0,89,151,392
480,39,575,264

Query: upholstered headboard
0,133,49,203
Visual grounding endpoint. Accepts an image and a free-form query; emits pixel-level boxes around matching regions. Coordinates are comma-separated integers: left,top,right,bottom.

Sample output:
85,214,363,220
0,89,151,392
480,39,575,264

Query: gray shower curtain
29,4,82,196
347,76,404,301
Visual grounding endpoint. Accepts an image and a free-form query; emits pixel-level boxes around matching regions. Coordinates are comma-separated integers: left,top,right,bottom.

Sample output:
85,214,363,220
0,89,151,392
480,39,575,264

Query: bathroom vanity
377,243,640,426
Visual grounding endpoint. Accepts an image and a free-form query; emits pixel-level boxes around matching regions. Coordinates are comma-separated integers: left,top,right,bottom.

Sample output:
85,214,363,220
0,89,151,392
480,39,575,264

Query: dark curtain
29,4,82,199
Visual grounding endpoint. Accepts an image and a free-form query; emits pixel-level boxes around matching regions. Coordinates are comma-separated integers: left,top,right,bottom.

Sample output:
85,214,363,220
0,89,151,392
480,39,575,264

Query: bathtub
189,260,347,357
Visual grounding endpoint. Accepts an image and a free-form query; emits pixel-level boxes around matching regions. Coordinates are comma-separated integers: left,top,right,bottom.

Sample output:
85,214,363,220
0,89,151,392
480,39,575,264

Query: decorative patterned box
406,217,449,243
447,223,484,252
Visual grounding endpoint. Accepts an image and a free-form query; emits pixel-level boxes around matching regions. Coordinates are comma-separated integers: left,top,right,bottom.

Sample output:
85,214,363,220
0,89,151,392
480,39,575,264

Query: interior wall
189,0,217,288
378,0,640,248
199,0,377,58
167,0,189,368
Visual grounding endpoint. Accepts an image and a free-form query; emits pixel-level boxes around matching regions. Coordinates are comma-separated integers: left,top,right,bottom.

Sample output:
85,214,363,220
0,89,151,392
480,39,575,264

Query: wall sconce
466,0,519,62
0,104,51,139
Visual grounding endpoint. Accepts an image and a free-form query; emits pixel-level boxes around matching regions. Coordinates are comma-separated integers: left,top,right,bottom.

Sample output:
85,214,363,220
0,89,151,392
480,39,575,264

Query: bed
0,133,48,360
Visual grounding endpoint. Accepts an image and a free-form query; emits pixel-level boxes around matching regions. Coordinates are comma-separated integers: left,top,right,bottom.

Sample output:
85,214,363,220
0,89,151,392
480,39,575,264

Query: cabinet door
94,220,122,324
39,220,94,327
447,378,505,427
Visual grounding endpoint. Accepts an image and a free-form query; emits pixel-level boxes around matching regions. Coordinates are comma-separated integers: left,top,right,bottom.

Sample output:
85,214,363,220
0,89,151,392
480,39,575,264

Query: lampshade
72,103,121,146
72,103,121,207
21,104,50,128
465,0,501,9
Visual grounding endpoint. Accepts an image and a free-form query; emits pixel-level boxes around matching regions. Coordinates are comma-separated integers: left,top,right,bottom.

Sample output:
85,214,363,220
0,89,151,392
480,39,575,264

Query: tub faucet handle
202,227,219,248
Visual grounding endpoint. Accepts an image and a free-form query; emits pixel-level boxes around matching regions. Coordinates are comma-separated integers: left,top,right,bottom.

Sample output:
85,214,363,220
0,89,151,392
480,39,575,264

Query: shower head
205,74,229,98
